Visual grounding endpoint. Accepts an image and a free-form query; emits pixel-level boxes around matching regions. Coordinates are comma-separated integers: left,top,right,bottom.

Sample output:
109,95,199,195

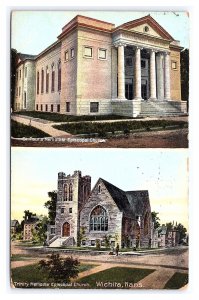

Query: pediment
118,15,174,41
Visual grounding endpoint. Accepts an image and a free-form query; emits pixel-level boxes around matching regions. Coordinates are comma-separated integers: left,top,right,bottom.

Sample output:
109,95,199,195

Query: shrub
95,239,101,250
39,253,80,283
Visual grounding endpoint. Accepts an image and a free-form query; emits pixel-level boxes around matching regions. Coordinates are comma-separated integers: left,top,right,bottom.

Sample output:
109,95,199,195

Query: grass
78,267,155,289
54,120,187,136
11,120,50,138
11,262,98,288
11,254,34,261
14,111,132,122
164,272,188,289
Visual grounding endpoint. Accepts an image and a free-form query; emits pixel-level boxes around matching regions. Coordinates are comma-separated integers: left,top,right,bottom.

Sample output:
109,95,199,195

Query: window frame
90,102,99,113
171,60,178,70
70,48,75,59
98,48,107,60
66,102,70,113
64,50,69,62
83,46,93,59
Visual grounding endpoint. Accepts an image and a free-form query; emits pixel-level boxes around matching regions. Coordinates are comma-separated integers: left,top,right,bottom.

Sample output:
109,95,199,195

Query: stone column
149,49,157,100
164,52,171,100
156,52,164,100
134,46,142,99
117,43,126,99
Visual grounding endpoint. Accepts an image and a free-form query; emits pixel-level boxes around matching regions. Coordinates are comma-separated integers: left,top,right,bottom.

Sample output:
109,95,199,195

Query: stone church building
47,170,152,249
14,14,187,117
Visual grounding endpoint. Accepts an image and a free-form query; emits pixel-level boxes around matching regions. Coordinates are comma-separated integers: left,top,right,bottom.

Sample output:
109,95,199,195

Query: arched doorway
62,222,70,237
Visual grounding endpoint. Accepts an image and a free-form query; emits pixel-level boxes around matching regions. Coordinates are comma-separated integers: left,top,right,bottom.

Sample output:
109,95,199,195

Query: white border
1,0,199,299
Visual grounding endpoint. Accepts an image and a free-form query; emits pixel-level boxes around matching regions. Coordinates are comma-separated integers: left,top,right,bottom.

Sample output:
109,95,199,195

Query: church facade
47,170,152,249
14,14,187,117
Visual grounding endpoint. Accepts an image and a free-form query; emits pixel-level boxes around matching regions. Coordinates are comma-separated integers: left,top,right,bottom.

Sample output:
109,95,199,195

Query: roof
114,15,174,41
11,220,19,227
99,178,150,218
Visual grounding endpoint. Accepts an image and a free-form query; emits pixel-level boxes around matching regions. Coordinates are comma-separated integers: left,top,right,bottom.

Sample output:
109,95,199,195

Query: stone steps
139,101,186,117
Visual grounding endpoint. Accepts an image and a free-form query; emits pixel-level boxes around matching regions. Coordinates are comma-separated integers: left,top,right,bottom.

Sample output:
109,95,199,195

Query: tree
151,211,160,229
77,226,86,247
104,234,112,248
175,223,187,243
23,210,36,222
32,216,48,244
44,191,57,224
39,253,80,283
181,48,189,105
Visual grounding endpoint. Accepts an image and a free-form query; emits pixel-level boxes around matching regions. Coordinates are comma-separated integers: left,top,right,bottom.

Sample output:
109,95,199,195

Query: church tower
54,170,91,246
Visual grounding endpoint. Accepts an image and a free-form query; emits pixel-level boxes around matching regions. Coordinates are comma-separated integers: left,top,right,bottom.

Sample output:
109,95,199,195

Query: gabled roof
99,178,150,218
114,15,174,41
100,178,131,214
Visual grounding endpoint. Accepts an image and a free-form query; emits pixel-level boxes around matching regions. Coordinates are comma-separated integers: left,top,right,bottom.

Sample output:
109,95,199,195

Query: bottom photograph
11,148,188,290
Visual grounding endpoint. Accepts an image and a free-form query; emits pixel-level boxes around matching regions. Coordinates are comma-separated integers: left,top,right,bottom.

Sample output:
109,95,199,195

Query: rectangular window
61,208,64,214
172,61,177,70
36,104,38,111
41,69,44,93
64,50,69,61
91,240,95,246
69,208,72,213
19,87,21,96
19,69,21,79
141,60,146,69
90,102,99,113
45,104,48,112
25,67,27,78
82,240,86,246
51,228,55,234
98,48,107,60
57,104,60,112
51,104,53,112
84,46,93,58
58,64,61,91
41,104,43,111
66,102,70,112
16,71,18,81
71,48,74,59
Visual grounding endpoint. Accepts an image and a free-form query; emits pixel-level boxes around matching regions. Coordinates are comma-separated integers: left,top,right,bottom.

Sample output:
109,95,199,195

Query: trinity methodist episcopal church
14,14,187,117
46,170,152,249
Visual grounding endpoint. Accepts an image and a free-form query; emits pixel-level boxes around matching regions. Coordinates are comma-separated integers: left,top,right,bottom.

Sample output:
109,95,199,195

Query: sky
11,11,189,55
11,148,188,229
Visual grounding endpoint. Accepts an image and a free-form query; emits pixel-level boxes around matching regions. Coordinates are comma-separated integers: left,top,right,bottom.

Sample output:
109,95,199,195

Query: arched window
64,184,67,201
46,66,49,93
41,69,44,93
69,183,73,201
37,71,39,94
58,60,61,91
90,205,108,231
51,63,55,92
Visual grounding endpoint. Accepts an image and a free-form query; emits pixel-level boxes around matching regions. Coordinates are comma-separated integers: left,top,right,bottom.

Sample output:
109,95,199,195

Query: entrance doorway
62,222,70,237
125,78,133,100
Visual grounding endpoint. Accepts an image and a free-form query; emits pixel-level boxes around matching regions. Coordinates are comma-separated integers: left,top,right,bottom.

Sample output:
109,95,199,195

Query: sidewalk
12,115,72,137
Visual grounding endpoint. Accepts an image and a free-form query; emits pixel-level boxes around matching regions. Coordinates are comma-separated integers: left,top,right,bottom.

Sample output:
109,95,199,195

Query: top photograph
11,11,189,148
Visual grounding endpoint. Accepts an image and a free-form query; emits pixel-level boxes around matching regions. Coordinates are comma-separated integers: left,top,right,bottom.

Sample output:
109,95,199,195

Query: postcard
10,10,189,290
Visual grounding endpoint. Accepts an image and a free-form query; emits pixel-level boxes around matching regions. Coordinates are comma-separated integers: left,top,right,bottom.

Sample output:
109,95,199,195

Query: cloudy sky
11,10,189,55
11,148,188,229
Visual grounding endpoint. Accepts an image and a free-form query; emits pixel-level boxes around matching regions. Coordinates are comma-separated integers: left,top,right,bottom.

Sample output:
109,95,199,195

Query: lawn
14,111,132,122
164,272,188,289
11,254,34,261
11,263,98,288
54,120,187,136
11,120,50,138
77,266,155,289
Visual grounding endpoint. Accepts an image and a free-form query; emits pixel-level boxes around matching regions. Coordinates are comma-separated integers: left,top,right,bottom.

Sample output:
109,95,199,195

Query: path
12,115,72,137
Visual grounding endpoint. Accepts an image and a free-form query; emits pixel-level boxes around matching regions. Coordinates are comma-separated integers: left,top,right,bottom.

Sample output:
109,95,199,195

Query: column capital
163,51,170,56
134,45,143,50
113,41,127,48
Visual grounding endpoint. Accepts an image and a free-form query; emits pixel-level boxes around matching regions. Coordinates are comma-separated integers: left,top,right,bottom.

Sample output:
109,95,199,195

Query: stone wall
111,99,141,117
24,61,36,110
80,179,123,248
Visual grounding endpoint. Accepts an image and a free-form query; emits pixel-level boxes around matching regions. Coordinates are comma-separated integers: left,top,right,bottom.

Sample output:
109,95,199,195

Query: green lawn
11,263,98,288
11,254,34,261
14,111,132,122
11,120,50,138
54,120,187,136
77,267,155,289
164,272,188,289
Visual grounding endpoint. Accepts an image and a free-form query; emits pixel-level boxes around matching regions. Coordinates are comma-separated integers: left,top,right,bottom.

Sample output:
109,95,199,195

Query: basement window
90,102,99,113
